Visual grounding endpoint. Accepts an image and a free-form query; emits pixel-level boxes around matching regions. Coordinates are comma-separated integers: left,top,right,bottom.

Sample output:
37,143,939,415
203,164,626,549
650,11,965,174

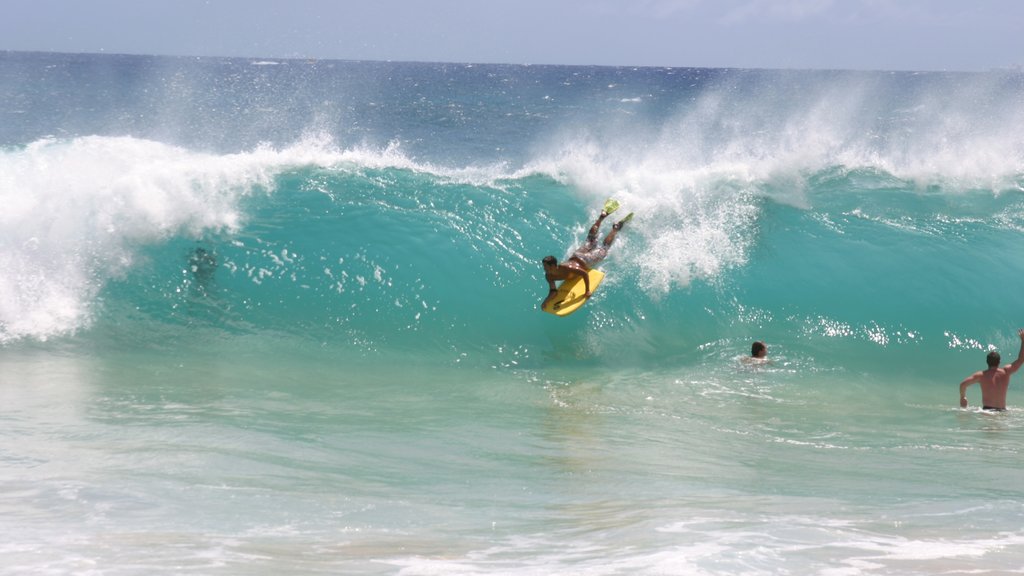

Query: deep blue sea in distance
3,50,1024,575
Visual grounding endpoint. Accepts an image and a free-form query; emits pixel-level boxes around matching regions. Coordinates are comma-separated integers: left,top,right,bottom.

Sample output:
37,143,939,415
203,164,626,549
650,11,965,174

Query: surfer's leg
603,213,633,246
601,227,618,247
587,211,609,242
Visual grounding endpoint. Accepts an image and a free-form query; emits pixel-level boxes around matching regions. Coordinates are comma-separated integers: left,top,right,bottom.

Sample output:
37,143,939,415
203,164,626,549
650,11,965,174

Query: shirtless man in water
541,207,631,309
959,328,1024,411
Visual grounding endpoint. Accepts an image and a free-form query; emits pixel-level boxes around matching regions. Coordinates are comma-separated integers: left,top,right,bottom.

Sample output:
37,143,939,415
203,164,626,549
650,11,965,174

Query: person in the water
541,204,632,309
188,246,217,295
959,328,1024,411
751,341,767,359
744,340,769,362
740,340,772,366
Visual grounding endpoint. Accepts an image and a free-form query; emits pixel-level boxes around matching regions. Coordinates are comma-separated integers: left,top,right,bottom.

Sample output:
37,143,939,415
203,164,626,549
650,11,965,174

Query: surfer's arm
541,275,559,308
959,372,981,407
544,286,557,302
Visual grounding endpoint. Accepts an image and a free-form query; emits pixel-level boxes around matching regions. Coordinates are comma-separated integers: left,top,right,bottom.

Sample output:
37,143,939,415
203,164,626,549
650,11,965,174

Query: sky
3,0,1022,72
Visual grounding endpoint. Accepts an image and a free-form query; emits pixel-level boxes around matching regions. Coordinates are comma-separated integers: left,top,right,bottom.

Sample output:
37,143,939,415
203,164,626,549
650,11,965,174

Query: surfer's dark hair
542,256,557,266
987,351,1001,368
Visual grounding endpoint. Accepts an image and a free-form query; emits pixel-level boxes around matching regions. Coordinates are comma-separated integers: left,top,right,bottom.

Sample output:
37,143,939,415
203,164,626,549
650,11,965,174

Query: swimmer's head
751,341,767,358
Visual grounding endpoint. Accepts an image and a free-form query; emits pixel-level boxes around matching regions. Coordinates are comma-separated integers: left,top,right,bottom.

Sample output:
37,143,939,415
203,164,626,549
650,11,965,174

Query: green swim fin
603,198,620,215
614,212,633,229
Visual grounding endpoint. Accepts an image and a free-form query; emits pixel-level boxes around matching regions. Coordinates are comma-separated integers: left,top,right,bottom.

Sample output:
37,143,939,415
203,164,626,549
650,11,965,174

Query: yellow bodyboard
541,269,605,316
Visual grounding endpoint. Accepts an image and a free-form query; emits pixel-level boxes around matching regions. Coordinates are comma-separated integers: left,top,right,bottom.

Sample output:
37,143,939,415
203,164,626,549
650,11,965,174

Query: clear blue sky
4,0,1022,71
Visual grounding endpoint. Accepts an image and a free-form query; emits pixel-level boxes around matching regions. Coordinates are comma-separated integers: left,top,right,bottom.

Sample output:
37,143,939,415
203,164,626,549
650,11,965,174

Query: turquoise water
3,52,1024,574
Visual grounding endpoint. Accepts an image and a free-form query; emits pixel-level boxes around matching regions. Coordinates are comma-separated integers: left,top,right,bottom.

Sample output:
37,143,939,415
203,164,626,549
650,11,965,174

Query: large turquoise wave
4,132,1024,380
4,54,1024,378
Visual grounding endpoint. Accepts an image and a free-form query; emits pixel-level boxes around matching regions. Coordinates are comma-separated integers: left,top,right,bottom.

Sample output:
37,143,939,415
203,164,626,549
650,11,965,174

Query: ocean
3,51,1024,575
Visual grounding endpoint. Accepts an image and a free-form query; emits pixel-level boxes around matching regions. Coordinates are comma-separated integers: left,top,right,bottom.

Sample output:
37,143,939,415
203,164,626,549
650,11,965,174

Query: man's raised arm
1006,328,1024,375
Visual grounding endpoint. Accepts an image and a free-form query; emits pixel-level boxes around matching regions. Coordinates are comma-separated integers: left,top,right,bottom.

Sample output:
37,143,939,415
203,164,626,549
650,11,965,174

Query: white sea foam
517,70,1024,297
0,134,378,343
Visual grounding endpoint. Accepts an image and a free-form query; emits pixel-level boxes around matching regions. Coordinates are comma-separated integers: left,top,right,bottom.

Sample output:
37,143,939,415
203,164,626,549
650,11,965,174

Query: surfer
188,246,217,295
958,328,1024,411
542,201,632,309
